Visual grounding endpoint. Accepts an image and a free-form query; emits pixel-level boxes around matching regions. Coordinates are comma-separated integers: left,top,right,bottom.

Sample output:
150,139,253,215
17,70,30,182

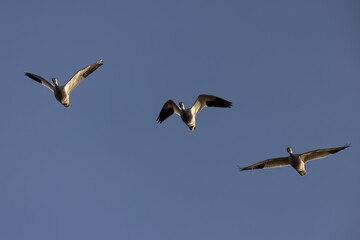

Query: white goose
240,144,349,176
157,94,232,131
25,60,103,107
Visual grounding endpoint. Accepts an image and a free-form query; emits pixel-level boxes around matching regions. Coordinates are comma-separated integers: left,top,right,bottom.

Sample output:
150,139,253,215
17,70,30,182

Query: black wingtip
156,117,163,124
156,114,167,124
206,97,232,108
328,144,350,154
226,101,233,108
24,72,42,84
156,105,174,124
238,165,247,171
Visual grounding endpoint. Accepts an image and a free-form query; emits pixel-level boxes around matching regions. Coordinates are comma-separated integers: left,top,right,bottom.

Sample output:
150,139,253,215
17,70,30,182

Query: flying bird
240,144,350,176
25,60,103,107
156,94,232,131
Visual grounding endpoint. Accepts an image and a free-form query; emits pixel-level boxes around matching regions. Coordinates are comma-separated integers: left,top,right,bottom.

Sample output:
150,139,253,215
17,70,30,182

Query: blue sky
0,0,359,239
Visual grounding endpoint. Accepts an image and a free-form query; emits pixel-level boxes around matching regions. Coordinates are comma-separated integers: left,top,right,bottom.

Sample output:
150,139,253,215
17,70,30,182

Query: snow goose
240,144,350,176
157,94,232,131
25,60,103,107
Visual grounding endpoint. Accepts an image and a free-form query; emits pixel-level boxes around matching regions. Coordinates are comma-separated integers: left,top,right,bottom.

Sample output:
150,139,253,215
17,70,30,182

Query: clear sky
0,0,359,239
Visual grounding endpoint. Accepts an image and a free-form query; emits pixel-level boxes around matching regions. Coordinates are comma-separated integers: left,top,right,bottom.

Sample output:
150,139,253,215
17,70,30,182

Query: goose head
298,170,306,176
52,78,59,87
189,125,196,131
179,102,185,110
287,147,293,154
61,97,70,108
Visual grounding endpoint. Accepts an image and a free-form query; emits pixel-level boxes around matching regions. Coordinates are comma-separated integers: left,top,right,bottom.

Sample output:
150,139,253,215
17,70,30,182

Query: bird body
53,80,69,107
288,154,306,176
25,60,103,107
157,95,232,131
179,103,196,130
240,144,349,176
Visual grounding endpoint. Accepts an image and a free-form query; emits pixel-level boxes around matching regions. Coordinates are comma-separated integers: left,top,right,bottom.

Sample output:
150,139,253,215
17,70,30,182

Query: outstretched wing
156,100,181,123
25,72,54,92
240,157,290,171
64,60,103,93
191,94,232,116
300,144,350,163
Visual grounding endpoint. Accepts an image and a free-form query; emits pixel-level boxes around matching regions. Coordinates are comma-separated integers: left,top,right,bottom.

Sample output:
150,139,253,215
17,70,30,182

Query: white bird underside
156,94,232,130
25,60,103,107
240,144,349,176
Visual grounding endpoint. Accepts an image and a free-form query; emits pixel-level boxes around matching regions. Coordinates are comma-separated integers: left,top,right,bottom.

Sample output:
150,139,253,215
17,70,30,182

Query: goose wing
240,157,290,171
156,100,181,123
300,144,349,163
25,72,54,92
191,94,232,116
64,60,103,93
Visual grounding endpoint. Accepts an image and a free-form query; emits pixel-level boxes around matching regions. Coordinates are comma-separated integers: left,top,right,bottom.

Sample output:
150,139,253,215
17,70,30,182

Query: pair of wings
240,144,350,171
156,94,232,123
25,60,103,93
